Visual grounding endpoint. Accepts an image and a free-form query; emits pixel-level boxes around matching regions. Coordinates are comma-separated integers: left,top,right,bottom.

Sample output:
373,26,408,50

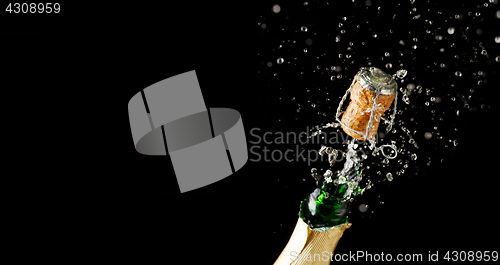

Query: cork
340,73,396,141
274,218,351,265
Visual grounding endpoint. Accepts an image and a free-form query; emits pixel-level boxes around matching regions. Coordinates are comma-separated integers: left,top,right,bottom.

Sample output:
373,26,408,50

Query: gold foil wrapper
274,218,351,265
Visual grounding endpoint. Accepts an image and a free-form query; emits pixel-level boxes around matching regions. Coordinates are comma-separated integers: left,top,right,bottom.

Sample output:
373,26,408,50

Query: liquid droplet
396,69,408,79
386,172,393,181
403,94,410,104
272,4,281,14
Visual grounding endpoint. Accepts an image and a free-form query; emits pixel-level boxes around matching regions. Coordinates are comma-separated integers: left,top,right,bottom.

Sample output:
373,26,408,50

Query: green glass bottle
299,168,362,231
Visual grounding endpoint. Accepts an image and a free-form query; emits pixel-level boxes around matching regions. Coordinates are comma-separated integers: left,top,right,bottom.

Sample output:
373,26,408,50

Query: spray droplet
396,69,408,79
272,4,281,13
403,94,410,104
448,27,455,35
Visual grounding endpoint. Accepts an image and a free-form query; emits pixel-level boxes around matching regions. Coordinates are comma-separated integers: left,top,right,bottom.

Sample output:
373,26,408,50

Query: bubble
385,63,392,69
386,172,393,181
358,203,369,212
311,103,316,108
455,71,462,77
412,45,417,49
481,50,487,55
301,26,308,32
496,56,500,62
272,4,281,13
336,36,341,42
277,57,284,64
411,153,417,160
448,27,455,35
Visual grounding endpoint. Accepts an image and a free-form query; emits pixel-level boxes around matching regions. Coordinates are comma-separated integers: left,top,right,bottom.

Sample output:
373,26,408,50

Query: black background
3,1,499,263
